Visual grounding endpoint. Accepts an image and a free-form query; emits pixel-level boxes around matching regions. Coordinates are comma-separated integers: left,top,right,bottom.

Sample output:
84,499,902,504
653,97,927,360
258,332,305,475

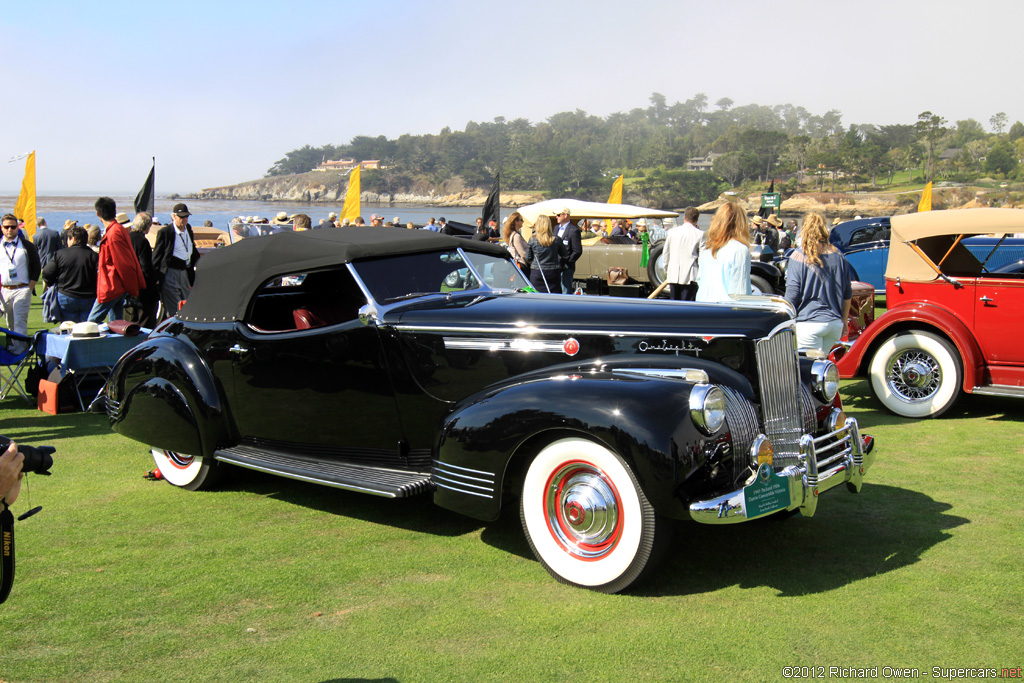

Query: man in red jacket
88,197,145,323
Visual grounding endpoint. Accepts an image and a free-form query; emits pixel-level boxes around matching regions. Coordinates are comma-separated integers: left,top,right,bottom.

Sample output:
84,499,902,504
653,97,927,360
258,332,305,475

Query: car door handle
979,296,994,305
229,344,251,355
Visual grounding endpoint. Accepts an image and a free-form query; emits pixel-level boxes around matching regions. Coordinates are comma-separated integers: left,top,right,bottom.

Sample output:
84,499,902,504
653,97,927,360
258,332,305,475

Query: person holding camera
0,441,23,505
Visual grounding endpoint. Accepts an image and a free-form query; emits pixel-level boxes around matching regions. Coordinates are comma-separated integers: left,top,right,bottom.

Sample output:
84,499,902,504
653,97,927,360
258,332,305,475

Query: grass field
1,300,1022,682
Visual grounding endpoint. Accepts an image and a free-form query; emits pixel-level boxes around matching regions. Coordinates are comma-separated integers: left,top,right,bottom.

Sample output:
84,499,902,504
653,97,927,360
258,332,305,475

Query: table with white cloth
35,330,150,410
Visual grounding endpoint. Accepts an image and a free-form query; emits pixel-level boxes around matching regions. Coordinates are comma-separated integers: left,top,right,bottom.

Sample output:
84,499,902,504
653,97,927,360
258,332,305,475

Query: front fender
835,301,984,391
106,336,228,458
434,371,723,522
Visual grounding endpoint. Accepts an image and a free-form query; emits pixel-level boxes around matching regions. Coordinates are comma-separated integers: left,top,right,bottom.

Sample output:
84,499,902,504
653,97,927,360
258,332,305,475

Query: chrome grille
755,327,802,467
721,385,759,481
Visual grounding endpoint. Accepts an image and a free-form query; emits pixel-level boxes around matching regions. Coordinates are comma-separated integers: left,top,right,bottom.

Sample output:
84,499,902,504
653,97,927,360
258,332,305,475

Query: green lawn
1,298,1022,681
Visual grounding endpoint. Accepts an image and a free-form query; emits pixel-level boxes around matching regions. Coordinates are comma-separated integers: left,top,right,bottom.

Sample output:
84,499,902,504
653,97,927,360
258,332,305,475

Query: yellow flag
340,166,361,221
918,181,932,212
607,175,623,204
14,151,37,237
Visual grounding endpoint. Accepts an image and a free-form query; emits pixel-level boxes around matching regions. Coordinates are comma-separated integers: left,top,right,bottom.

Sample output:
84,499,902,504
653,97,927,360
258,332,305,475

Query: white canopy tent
517,199,678,228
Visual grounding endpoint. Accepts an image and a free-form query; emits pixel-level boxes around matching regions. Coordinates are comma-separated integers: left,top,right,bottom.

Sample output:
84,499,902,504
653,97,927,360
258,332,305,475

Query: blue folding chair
0,327,34,404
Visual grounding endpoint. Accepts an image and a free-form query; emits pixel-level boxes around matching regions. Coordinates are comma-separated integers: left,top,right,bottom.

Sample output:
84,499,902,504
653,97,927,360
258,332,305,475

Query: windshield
353,248,530,304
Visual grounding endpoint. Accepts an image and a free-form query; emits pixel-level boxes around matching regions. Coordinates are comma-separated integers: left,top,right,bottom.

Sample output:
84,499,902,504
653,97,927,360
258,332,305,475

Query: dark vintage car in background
829,216,1024,295
836,209,1024,418
99,228,875,592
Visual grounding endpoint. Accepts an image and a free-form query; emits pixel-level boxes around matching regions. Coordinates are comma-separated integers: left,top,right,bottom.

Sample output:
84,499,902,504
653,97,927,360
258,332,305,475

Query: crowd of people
6,199,852,354
660,204,851,352
4,198,202,336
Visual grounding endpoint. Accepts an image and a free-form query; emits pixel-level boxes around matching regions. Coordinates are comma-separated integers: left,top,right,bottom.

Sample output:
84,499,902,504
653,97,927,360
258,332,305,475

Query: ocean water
0,195,494,231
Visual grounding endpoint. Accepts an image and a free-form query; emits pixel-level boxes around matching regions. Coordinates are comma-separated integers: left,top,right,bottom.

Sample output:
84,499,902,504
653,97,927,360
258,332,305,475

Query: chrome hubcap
887,350,940,401
545,462,622,559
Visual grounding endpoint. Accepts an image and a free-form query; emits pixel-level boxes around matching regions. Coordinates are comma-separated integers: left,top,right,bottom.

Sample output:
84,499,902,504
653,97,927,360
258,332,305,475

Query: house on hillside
686,152,722,172
314,159,383,172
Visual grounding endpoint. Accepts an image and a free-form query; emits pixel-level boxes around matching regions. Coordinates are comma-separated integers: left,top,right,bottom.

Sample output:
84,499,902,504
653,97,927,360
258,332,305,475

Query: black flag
134,159,155,216
758,179,775,218
481,173,500,229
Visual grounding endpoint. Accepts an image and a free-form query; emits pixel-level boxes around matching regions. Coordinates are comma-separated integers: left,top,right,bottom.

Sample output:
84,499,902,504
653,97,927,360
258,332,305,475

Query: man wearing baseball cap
153,202,199,321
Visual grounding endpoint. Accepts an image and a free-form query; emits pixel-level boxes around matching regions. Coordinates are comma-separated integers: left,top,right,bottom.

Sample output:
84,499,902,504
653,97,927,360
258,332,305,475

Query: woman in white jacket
696,202,751,302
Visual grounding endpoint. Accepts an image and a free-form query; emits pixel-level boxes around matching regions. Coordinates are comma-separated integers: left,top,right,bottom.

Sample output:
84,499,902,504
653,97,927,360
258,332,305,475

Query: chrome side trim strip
434,480,494,498
443,337,568,353
399,324,744,339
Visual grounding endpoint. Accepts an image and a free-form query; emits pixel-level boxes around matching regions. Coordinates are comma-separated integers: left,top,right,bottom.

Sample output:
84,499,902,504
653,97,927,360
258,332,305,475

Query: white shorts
795,319,844,353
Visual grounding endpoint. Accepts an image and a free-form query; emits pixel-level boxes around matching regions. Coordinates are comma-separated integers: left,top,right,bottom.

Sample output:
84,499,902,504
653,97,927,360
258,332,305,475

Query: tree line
265,93,1022,208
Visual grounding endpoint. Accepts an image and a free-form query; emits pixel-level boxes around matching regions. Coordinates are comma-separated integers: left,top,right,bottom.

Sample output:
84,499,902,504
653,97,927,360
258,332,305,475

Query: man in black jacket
152,203,200,320
554,207,582,294
33,218,62,267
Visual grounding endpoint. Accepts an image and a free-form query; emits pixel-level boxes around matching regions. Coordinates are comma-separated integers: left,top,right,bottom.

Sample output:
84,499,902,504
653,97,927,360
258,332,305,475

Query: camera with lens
1,436,55,605
0,437,53,476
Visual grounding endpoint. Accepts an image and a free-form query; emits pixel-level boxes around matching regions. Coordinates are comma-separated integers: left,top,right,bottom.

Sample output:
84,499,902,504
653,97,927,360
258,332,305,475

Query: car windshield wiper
384,291,448,303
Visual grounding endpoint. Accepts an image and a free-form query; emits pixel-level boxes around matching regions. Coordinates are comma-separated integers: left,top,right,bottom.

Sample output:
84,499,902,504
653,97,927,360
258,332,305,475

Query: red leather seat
293,308,325,330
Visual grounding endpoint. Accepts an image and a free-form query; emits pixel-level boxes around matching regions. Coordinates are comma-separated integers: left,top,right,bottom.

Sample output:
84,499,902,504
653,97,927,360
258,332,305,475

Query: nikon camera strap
1,501,13,604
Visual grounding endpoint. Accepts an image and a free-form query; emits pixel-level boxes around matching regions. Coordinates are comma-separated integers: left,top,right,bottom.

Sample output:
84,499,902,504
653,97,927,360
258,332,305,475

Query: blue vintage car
831,217,1024,294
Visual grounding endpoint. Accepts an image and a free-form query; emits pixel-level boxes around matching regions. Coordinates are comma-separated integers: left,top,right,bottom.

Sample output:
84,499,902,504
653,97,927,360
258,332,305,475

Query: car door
974,276,1024,364
228,271,406,455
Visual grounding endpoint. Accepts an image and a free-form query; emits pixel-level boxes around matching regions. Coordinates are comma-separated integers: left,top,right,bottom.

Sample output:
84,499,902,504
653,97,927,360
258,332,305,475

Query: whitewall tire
520,438,669,593
869,331,962,418
151,449,223,491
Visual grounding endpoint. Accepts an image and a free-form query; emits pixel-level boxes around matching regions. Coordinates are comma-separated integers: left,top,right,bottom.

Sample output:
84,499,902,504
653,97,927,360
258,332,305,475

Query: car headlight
689,384,726,435
811,359,840,403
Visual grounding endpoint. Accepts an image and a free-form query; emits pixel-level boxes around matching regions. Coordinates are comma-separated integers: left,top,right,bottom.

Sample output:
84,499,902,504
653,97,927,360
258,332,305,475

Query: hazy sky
1,0,1019,195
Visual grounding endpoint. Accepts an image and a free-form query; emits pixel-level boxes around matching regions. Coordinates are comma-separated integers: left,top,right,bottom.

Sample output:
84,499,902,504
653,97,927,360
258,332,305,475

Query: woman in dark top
41,226,98,322
524,215,567,293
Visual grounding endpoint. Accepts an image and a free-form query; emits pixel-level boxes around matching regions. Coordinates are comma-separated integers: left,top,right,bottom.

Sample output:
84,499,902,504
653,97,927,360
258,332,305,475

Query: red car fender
835,301,984,392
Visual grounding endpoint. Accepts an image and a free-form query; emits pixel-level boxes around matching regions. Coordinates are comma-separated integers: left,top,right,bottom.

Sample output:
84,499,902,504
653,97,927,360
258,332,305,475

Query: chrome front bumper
689,417,876,524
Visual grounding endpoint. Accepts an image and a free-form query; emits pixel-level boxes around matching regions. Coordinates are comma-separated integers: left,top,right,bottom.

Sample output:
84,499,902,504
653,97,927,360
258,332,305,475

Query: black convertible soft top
179,227,509,323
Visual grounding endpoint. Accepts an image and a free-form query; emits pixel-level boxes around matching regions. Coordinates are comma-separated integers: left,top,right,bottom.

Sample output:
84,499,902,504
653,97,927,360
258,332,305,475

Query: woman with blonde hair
784,212,852,352
501,211,531,280
524,214,567,293
86,224,101,253
696,202,751,302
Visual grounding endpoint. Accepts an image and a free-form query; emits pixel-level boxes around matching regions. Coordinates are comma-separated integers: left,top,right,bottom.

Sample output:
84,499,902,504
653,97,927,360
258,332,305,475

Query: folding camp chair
0,327,34,404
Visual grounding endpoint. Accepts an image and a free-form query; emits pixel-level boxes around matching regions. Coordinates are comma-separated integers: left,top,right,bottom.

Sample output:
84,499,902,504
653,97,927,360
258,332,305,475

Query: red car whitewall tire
869,331,963,418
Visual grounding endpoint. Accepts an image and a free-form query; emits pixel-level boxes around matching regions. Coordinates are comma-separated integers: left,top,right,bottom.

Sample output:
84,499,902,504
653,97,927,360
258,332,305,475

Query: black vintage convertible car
99,228,875,592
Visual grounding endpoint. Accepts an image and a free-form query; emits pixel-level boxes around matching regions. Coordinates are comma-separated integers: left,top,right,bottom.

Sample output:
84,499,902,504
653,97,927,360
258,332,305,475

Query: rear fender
835,302,983,391
107,336,228,457
434,370,729,522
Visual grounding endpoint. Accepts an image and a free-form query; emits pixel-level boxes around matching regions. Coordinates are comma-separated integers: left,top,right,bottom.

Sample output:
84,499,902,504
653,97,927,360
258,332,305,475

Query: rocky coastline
184,171,540,207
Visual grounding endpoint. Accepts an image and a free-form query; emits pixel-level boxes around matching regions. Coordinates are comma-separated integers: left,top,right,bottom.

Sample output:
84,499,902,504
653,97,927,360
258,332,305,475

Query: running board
972,385,1024,399
214,444,434,498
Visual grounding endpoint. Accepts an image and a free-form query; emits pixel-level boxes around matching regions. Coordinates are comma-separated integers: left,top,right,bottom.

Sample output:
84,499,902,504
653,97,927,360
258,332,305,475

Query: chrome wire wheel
885,348,941,401
869,331,962,418
520,438,670,593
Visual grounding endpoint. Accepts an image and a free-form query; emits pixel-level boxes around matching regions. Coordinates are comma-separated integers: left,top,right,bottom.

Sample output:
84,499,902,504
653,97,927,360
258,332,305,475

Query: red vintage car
835,208,1024,418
